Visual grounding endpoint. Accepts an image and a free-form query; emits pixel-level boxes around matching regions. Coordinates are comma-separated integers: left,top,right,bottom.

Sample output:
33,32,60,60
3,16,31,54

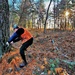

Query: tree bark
44,0,52,33
0,0,9,58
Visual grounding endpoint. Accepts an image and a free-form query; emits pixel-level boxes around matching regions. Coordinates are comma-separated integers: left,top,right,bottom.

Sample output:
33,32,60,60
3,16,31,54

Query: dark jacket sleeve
8,32,19,43
8,28,24,43
13,37,21,42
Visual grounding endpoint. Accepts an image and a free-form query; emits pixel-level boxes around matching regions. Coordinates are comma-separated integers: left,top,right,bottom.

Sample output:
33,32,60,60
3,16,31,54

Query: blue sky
8,0,21,10
44,0,61,11
8,0,21,5
8,0,61,11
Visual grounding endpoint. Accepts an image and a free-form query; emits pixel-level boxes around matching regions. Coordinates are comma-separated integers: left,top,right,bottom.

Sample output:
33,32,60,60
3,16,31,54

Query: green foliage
49,58,60,74
33,58,60,75
62,60,75,69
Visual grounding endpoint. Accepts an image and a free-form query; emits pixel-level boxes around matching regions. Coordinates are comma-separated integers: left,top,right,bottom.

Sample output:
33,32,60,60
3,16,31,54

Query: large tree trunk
0,0,9,59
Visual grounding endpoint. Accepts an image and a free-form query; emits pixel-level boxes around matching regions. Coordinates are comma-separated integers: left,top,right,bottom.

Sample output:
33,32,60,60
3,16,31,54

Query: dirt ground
0,29,75,75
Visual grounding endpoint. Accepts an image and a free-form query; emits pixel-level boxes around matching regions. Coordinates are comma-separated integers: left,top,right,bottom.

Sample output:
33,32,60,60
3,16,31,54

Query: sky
44,1,54,11
8,0,52,9
8,0,21,10
8,0,61,11
44,0,61,11
8,0,21,5
34,0,61,11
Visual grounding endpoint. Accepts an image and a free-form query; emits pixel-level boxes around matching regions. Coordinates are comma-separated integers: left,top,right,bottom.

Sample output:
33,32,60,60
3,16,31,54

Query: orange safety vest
21,28,33,43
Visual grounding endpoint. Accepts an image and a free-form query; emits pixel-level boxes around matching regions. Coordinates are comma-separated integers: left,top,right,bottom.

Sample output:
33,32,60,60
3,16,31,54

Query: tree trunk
54,0,56,30
44,0,52,33
0,0,9,58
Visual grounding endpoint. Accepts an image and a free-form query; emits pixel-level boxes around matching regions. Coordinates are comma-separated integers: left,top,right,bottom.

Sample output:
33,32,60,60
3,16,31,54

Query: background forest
8,0,75,30
0,0,75,75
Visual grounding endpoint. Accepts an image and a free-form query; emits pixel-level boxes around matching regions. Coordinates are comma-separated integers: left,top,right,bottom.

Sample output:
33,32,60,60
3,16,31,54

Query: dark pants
20,38,33,63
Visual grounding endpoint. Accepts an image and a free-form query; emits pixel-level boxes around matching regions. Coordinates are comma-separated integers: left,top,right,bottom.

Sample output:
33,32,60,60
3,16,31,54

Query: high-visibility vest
21,28,33,43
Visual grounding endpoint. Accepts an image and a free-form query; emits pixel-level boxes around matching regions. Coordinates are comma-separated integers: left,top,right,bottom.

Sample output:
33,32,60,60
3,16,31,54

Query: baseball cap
13,24,19,29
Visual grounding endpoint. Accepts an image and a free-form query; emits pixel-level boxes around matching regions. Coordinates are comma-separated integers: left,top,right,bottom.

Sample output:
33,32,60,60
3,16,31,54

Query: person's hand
10,41,13,44
6,42,9,46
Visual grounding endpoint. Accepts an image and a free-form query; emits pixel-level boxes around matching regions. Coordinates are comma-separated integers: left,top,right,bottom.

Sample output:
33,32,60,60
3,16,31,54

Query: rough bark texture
0,0,9,58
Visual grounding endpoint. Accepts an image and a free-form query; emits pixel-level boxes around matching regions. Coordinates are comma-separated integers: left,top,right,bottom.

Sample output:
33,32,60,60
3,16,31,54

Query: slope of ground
0,29,75,75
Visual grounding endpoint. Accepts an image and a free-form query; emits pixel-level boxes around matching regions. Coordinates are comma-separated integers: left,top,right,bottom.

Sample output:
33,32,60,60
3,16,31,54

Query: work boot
19,61,28,68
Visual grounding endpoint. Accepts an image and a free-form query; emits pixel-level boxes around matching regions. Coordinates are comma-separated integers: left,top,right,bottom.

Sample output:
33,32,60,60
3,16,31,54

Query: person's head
13,24,19,30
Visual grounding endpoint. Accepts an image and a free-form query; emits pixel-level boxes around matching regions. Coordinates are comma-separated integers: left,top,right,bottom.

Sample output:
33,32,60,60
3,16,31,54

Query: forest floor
0,29,75,75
